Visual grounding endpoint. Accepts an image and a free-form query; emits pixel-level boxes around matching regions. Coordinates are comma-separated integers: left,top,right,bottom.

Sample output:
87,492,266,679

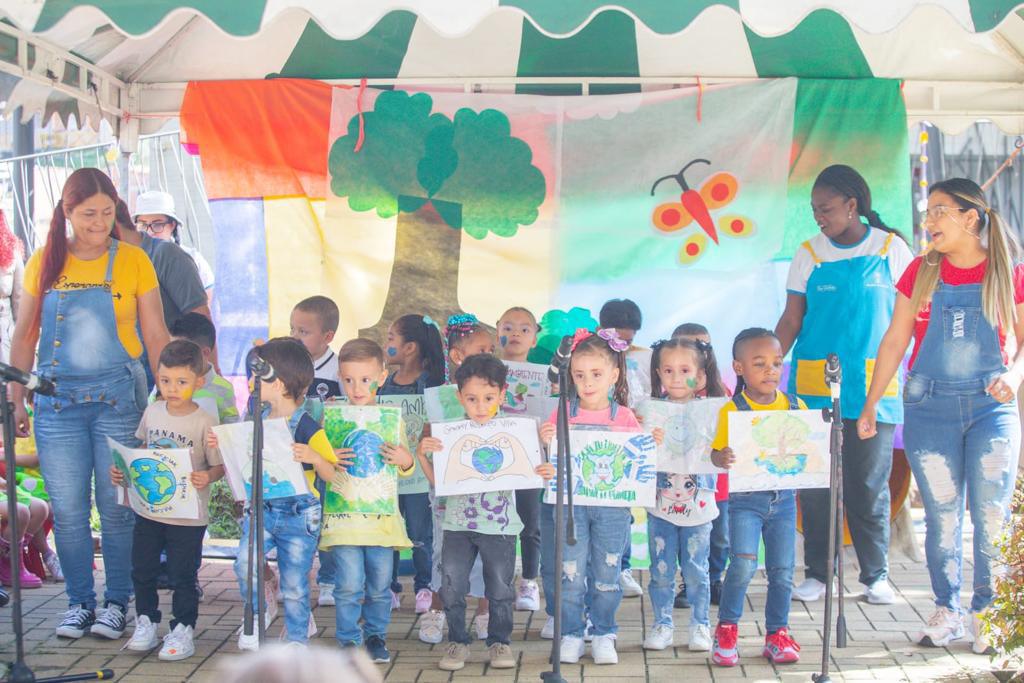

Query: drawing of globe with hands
471,444,505,476
343,429,386,478
130,458,176,506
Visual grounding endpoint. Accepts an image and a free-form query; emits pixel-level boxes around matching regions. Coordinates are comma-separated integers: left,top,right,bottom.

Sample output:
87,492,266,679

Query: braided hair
813,164,907,243
730,327,780,396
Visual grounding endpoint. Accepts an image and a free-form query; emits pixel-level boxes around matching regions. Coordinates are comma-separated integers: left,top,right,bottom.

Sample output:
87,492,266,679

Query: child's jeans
718,490,796,633
132,514,206,629
708,499,729,585
234,495,320,643
559,505,631,638
317,549,336,586
648,516,711,628
330,545,393,645
440,530,516,646
392,492,433,594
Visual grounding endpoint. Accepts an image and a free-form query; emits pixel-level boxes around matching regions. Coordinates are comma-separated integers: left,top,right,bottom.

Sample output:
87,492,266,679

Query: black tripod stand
241,357,271,646
1,366,113,682
813,353,847,683
541,339,577,683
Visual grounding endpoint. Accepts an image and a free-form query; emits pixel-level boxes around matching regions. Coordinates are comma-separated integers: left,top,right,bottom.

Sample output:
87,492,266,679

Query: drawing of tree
329,90,546,342
752,413,811,459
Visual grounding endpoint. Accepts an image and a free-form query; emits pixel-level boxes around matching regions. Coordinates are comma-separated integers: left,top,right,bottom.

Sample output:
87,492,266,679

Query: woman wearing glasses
134,191,215,305
860,178,1023,655
775,165,913,607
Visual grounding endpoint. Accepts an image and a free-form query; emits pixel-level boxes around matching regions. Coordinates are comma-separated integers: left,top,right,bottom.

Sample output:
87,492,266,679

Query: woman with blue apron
860,178,1022,655
8,169,168,642
775,165,913,605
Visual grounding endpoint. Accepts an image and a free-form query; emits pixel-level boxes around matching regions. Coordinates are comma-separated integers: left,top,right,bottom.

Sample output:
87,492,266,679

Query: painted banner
636,397,729,474
425,384,464,423
108,438,199,521
544,430,657,507
378,394,431,495
431,417,544,496
212,419,310,501
322,404,401,515
727,409,830,492
503,361,557,421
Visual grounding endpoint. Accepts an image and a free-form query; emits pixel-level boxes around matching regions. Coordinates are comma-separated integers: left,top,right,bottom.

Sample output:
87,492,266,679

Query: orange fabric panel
179,79,339,200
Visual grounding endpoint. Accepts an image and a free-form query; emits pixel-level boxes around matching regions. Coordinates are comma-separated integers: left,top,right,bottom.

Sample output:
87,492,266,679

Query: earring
848,211,853,220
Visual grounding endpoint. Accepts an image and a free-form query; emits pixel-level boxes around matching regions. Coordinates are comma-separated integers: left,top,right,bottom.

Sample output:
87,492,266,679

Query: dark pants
515,488,542,580
392,492,433,593
132,514,206,629
708,499,730,584
440,530,516,646
800,419,894,586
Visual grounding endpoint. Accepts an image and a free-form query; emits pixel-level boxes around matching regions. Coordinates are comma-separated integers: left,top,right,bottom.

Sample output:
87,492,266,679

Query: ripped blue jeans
557,505,631,638
648,516,711,628
903,378,1020,614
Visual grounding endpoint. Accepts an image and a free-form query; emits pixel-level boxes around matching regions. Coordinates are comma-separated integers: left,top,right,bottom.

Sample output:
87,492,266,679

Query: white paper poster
211,418,310,501
378,394,431,494
544,430,658,507
425,384,464,423
503,361,558,421
636,397,728,474
108,438,199,521
727,409,830,492
431,417,545,496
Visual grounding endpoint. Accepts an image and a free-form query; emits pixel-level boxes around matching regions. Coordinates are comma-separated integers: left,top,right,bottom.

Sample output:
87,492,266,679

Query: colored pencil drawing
323,404,401,515
378,394,431,494
502,361,557,420
425,384,465,422
545,430,657,507
211,419,310,501
432,417,544,496
108,438,198,521
727,409,830,492
636,397,728,474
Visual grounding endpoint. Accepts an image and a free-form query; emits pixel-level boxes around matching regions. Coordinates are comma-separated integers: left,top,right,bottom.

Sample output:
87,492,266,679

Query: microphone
0,361,56,396
547,335,573,384
824,353,841,385
249,355,276,384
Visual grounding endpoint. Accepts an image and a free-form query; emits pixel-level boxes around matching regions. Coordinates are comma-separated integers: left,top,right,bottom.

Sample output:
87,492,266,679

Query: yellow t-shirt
710,390,810,451
24,241,159,358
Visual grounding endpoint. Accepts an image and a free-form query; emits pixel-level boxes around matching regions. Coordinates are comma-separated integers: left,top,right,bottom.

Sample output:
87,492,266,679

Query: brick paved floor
0,514,1012,682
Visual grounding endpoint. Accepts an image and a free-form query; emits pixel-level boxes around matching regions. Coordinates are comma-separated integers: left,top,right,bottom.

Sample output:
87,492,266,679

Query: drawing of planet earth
343,429,386,478
471,445,504,476
129,458,176,507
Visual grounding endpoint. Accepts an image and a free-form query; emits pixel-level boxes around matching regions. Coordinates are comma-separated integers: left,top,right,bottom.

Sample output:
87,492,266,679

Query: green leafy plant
982,474,1024,679
207,479,241,540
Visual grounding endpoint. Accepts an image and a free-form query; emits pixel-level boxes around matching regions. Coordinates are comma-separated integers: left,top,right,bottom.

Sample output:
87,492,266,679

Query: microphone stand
2,378,114,682
242,369,267,646
541,360,576,683
814,353,847,683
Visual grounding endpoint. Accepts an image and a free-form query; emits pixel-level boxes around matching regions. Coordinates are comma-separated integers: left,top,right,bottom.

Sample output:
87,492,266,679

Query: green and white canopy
2,0,1024,136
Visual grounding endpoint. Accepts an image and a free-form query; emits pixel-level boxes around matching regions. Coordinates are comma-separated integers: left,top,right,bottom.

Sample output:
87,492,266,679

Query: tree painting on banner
328,90,547,342
323,404,402,515
727,409,830,492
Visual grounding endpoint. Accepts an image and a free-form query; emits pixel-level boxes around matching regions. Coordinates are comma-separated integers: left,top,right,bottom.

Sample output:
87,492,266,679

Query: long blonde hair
910,178,1021,328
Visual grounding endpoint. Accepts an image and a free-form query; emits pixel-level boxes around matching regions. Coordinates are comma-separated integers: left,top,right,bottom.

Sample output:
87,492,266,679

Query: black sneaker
56,604,96,638
674,585,690,609
710,580,723,606
365,635,391,663
90,601,127,639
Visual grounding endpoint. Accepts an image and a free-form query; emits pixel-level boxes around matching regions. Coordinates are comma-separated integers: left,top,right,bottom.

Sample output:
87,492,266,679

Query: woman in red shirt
858,178,1023,656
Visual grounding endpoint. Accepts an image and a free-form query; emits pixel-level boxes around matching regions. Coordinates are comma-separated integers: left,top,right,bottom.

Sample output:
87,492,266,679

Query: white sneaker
307,613,317,638
583,619,594,642
559,635,585,663
238,630,259,652
473,613,489,640
125,615,159,652
620,569,643,597
591,634,618,664
863,578,896,605
317,583,335,607
418,610,445,644
541,616,555,640
158,624,195,661
390,590,401,610
643,624,674,650
791,577,827,602
516,579,541,611
688,623,712,652
915,607,965,647
968,611,995,655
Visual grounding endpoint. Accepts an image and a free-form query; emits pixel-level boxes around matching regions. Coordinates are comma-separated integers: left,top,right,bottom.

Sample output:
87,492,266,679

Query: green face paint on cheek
686,377,698,389
370,381,379,395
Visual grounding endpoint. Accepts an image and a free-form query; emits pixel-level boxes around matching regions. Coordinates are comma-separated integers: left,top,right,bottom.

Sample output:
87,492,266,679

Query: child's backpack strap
784,393,801,410
731,392,752,412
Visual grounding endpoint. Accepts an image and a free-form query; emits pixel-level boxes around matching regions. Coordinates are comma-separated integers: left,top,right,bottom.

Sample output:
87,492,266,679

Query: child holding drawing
323,338,417,664
382,314,446,615
209,337,337,650
111,340,223,661
640,338,726,652
538,329,659,665
709,327,805,667
418,353,555,672
496,306,543,612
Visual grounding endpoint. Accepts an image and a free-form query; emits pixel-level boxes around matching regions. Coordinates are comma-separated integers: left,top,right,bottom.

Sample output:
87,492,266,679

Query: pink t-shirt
544,404,641,430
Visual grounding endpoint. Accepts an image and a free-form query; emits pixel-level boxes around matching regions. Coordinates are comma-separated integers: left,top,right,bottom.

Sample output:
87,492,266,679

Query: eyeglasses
136,219,173,233
920,206,966,223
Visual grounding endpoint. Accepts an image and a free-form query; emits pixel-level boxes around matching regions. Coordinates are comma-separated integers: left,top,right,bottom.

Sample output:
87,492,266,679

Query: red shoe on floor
763,627,801,663
712,623,739,666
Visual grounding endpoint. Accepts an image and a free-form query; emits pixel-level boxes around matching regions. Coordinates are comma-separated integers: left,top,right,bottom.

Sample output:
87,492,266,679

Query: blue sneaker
366,635,390,663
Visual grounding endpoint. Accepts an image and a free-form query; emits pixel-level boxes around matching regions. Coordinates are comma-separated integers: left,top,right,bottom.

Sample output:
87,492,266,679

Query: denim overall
903,276,1021,613
34,240,147,610
790,232,899,587
718,392,798,633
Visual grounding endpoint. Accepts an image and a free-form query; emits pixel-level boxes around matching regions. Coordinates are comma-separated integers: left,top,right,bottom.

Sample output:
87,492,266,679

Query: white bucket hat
133,190,181,225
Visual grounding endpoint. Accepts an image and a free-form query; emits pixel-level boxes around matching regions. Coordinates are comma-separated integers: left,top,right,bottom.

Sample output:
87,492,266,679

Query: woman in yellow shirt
8,168,169,641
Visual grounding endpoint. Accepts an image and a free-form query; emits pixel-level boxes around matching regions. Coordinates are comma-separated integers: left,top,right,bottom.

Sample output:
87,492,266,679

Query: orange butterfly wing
699,173,738,210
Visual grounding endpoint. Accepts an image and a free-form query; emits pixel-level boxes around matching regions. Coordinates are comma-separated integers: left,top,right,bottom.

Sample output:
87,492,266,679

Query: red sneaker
712,623,739,666
763,627,801,664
